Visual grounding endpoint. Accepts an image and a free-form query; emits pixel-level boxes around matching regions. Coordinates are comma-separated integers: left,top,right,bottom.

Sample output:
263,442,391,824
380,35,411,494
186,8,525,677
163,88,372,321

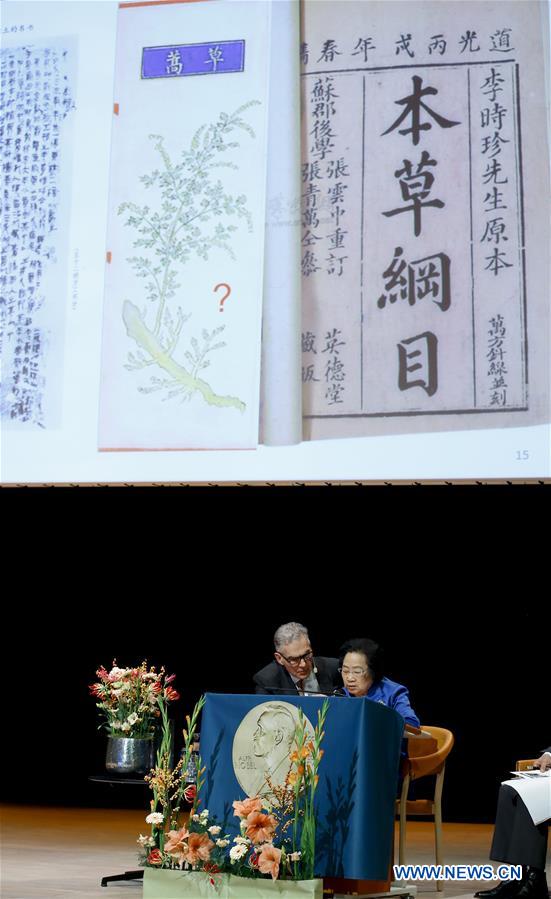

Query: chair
396,725,455,892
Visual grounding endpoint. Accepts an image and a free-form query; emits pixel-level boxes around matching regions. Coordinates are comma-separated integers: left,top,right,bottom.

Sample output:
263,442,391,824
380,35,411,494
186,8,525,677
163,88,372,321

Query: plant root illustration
118,101,260,411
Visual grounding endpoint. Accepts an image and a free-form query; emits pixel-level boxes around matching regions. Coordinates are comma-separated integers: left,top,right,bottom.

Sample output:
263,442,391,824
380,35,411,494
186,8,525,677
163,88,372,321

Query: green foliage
143,695,206,852
291,700,329,879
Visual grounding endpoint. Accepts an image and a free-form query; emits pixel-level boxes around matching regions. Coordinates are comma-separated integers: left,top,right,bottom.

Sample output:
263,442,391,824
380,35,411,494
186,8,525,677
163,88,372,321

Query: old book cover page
99,0,271,450
301,1,550,441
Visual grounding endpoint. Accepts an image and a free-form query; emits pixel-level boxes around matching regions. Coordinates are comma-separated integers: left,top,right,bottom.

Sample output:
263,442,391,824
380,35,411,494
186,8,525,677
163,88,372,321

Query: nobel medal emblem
232,701,315,799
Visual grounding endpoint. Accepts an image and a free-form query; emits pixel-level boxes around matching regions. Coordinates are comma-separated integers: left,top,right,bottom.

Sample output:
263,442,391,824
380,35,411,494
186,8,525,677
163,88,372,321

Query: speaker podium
200,692,405,893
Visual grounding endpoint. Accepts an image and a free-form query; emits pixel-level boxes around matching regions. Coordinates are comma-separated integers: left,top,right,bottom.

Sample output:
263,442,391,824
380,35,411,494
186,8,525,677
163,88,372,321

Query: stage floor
1,805,549,899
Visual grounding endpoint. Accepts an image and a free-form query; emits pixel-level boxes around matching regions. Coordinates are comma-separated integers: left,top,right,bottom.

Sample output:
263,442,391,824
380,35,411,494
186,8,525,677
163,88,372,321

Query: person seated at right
338,637,420,727
474,749,550,899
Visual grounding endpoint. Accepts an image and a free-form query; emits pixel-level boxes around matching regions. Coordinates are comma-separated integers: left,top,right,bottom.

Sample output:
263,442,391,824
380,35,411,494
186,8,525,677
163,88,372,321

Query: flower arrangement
138,697,329,884
89,662,179,739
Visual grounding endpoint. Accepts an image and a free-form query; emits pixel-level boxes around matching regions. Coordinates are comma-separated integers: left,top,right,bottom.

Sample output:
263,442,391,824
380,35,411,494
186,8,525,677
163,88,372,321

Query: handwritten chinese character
205,45,224,73
489,29,514,53
428,34,447,56
383,151,444,237
381,76,460,146
395,34,415,58
459,30,480,53
317,40,342,63
398,332,438,396
352,37,376,62
166,49,183,75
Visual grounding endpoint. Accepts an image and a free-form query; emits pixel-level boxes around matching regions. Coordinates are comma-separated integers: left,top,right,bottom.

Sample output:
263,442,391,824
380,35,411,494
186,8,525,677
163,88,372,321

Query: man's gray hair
274,622,309,651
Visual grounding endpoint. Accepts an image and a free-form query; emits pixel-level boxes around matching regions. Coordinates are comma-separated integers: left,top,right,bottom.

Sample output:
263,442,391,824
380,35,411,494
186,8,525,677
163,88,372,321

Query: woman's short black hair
338,637,384,683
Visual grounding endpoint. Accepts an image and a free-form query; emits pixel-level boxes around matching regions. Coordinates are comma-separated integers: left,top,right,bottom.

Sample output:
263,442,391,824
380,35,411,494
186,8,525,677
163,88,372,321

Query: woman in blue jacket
338,637,420,727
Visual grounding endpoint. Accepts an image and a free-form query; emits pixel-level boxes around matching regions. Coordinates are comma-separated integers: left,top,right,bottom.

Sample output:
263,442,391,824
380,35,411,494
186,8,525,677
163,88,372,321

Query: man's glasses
278,651,314,666
338,667,368,677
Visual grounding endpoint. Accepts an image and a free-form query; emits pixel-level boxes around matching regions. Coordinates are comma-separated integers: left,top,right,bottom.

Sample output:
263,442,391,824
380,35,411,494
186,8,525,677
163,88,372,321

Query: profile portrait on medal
232,701,315,799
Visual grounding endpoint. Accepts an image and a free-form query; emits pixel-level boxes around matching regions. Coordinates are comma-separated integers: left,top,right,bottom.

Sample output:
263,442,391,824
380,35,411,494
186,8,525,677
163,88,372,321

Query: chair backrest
407,726,455,780
516,758,536,771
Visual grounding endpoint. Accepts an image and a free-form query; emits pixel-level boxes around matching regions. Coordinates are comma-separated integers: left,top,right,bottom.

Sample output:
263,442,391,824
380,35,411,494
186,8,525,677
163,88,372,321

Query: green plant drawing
118,101,261,411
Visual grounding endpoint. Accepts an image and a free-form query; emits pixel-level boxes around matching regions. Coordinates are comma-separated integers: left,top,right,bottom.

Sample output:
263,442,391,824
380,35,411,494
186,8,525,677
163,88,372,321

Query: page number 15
516,450,529,460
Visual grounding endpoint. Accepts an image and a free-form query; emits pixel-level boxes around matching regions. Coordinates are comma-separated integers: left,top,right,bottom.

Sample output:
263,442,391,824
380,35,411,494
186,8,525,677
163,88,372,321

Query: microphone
253,686,334,696
332,688,347,697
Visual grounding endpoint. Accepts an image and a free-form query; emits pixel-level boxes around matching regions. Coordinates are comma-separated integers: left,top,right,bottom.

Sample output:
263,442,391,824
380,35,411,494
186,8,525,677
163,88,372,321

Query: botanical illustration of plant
118,101,260,412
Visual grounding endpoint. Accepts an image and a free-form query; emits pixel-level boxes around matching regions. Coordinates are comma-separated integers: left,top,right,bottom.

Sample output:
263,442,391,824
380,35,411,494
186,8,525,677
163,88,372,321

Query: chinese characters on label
141,40,245,79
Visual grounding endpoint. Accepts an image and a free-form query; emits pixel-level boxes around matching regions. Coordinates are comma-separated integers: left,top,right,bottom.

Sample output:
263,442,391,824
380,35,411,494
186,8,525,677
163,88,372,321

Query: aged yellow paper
301,1,550,440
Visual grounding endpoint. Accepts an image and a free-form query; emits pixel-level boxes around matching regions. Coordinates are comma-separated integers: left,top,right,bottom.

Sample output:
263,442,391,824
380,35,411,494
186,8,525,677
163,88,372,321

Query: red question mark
214,283,231,311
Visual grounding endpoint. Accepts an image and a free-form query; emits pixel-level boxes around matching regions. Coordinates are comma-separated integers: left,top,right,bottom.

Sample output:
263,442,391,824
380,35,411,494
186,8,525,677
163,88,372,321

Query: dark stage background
6,603,547,823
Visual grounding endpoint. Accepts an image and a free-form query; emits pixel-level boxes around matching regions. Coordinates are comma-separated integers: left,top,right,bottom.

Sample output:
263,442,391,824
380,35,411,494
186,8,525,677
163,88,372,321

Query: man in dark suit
475,749,550,899
253,622,340,695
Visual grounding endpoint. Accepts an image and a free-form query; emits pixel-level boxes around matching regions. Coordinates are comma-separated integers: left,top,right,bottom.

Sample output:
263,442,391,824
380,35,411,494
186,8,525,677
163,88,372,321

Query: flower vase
105,736,156,775
143,869,323,899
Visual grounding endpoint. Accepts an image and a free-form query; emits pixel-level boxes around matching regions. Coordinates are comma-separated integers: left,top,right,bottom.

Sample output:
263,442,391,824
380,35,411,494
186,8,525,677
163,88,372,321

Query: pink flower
186,832,214,865
164,827,189,862
165,673,177,685
257,844,281,880
147,849,163,866
96,666,109,682
183,784,196,804
204,862,220,886
232,797,262,819
245,812,277,845
150,681,162,695
108,666,127,682
89,683,103,697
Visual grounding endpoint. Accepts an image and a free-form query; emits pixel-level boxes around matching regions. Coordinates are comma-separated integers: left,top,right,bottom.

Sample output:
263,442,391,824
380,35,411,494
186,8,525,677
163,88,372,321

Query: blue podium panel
200,693,404,880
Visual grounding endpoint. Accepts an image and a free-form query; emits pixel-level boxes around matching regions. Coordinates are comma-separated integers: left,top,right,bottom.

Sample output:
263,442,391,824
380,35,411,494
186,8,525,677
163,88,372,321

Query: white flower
127,712,139,725
112,684,131,697
192,814,201,822
120,722,131,732
216,839,229,848
229,844,249,863
145,812,164,825
233,836,250,845
109,667,128,680
200,809,209,819
208,825,221,835
137,834,155,848
288,851,302,862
